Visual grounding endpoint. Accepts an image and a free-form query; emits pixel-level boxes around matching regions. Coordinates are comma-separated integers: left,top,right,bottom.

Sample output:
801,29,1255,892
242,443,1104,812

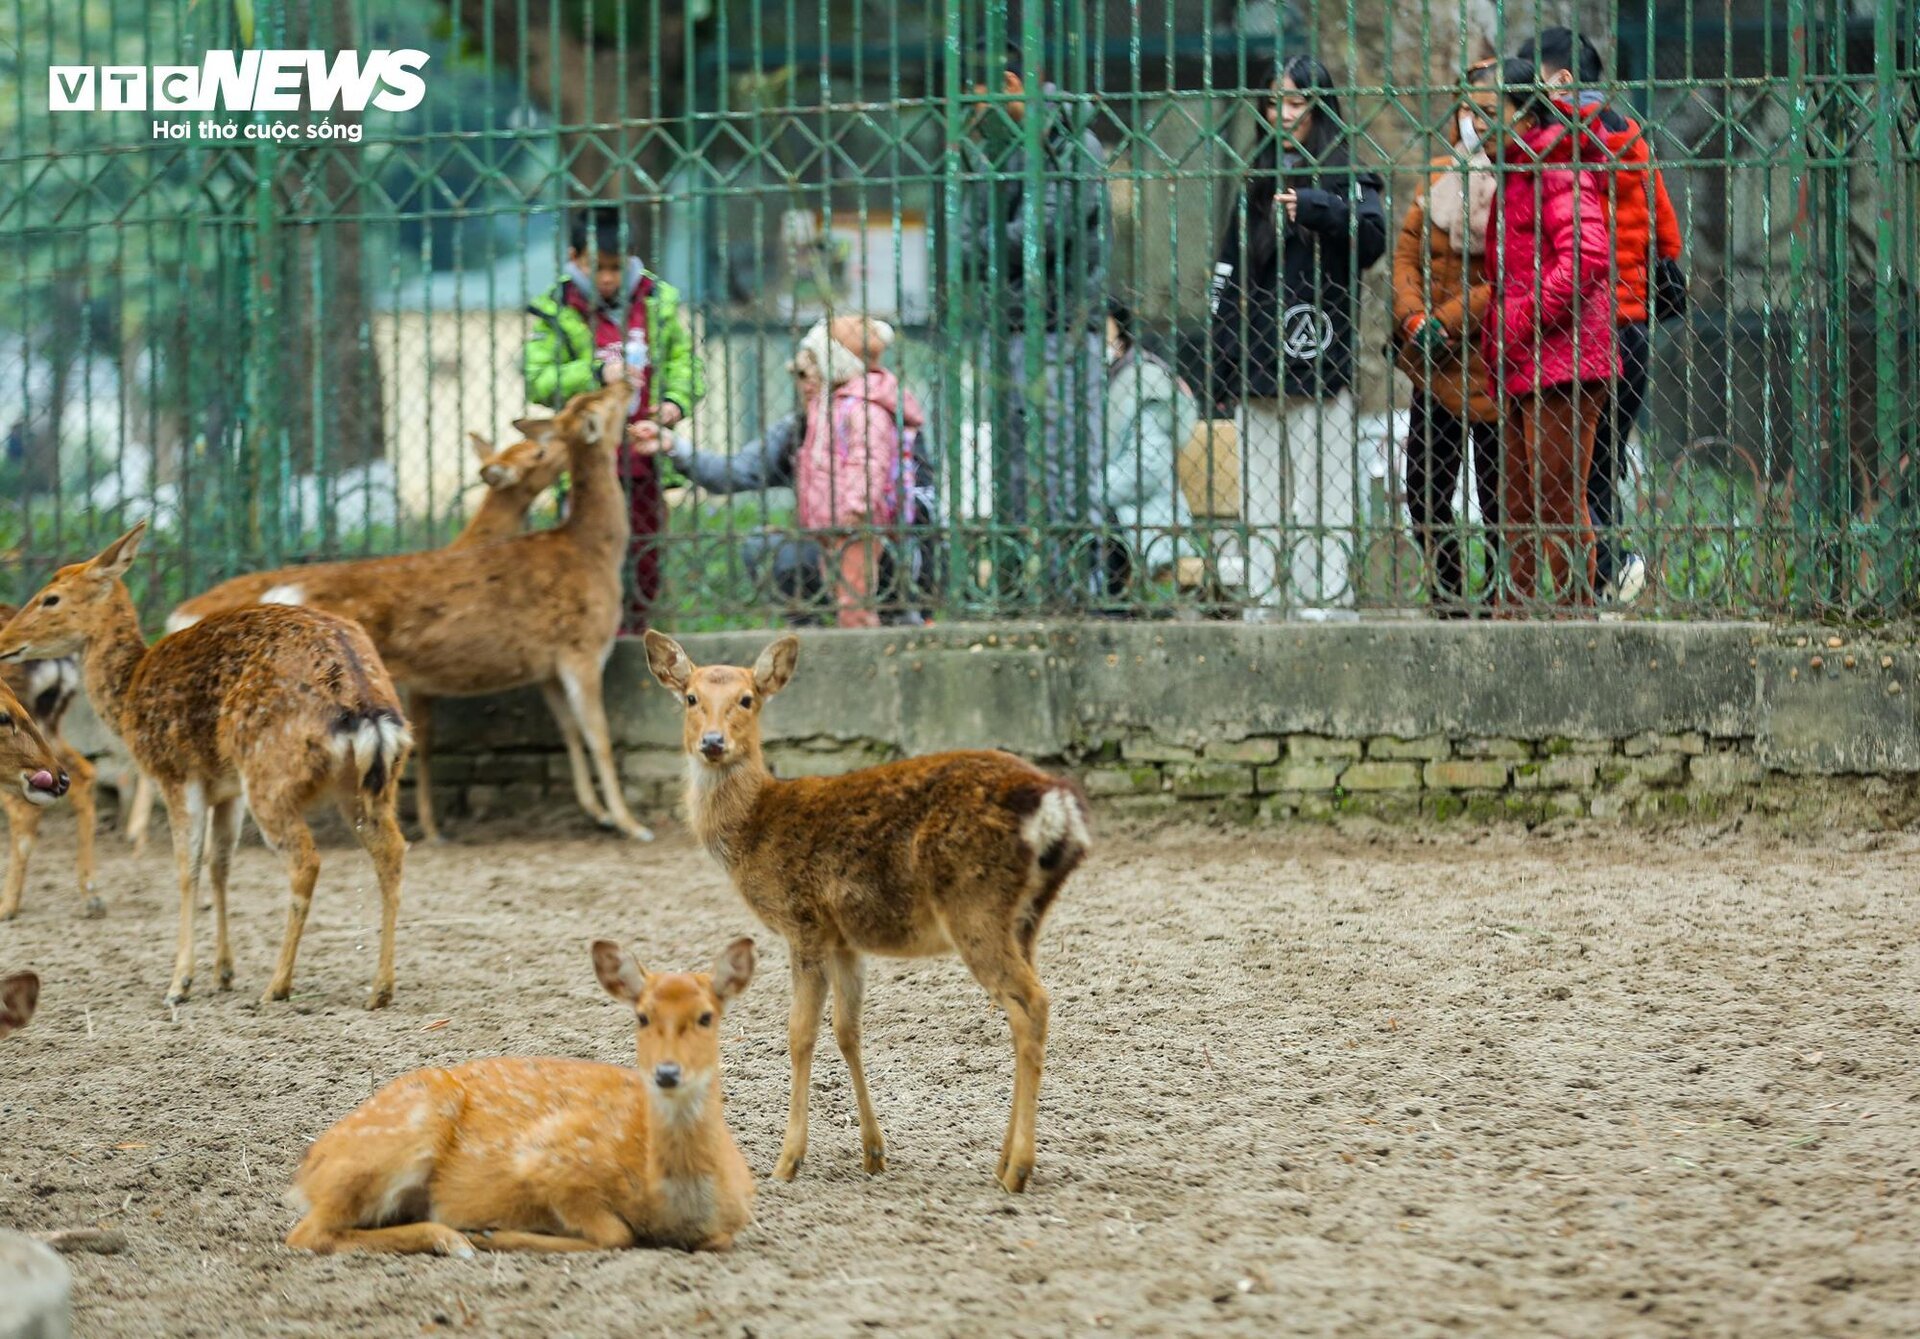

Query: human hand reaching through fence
626,420,665,455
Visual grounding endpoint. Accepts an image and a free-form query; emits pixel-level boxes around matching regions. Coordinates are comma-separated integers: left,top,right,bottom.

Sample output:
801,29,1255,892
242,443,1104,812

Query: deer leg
557,663,652,842
954,924,1052,1194
0,792,41,922
344,791,406,1009
258,813,320,1004
286,1216,474,1259
60,745,100,916
404,689,443,844
207,796,242,991
125,771,155,854
774,954,829,1181
162,782,208,1006
826,949,887,1173
470,1208,632,1254
539,678,610,827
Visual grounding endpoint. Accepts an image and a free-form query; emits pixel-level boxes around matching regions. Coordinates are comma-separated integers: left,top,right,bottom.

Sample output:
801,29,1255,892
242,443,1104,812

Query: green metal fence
2,0,1916,627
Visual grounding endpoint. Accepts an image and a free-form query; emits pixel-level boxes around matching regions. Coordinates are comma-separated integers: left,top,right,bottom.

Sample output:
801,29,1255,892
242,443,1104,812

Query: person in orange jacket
1520,27,1686,606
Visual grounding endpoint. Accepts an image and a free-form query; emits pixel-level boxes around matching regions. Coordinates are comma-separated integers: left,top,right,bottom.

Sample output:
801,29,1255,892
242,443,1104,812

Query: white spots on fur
163,610,200,635
260,584,306,607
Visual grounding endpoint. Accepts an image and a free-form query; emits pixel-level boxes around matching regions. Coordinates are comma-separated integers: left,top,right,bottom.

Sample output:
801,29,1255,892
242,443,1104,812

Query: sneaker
1607,553,1647,606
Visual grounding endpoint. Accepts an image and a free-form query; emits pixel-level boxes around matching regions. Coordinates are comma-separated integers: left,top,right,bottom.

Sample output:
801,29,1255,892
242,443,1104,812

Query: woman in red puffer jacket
1478,59,1620,612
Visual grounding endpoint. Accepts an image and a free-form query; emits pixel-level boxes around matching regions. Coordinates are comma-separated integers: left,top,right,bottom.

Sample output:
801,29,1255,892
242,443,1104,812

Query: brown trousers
1500,383,1604,610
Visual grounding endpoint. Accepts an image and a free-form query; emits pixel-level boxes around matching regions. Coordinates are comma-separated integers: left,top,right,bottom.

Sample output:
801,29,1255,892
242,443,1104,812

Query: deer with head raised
285,937,758,1256
644,631,1091,1193
141,429,570,846
0,669,75,921
154,382,646,844
0,522,412,1009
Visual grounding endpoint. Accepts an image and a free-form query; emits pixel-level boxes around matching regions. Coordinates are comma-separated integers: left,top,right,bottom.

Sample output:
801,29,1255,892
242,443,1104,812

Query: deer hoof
997,1161,1032,1194
621,824,656,843
772,1152,804,1181
366,985,395,1010
81,896,106,919
217,964,235,991
863,1144,888,1175
164,980,191,1007
262,983,291,1004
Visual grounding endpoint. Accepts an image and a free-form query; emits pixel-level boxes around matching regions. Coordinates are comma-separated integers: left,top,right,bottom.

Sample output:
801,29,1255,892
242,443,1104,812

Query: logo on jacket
1281,304,1334,361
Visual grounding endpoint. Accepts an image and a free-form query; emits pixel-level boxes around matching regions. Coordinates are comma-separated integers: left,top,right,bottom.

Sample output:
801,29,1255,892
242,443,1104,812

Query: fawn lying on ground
0,970,39,1039
0,523,411,1009
148,430,568,845
0,667,75,921
644,631,1091,1193
286,937,758,1256
160,383,644,842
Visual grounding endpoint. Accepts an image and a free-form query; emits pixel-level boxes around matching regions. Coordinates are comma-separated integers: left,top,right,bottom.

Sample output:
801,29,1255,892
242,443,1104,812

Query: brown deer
0,522,411,1009
138,430,569,846
0,627,92,920
285,937,758,1256
153,381,645,843
643,631,1091,1193
0,970,39,1040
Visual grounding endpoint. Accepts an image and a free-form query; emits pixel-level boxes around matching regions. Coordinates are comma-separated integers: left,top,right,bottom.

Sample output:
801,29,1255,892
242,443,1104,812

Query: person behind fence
1477,59,1620,612
524,204,706,634
634,318,930,629
1099,301,1198,605
1393,57,1503,616
1208,54,1386,622
1520,26,1687,608
959,38,1110,606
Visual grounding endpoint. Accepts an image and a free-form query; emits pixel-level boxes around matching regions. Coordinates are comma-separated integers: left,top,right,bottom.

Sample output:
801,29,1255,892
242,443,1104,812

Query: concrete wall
396,622,1919,829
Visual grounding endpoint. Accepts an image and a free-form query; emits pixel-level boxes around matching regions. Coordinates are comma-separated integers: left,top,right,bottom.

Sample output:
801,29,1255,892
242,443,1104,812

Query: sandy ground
1,810,1918,1338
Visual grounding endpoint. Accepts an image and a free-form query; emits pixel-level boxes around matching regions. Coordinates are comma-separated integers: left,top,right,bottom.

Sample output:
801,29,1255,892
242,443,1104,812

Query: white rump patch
1022,788,1090,862
261,584,306,607
163,611,201,634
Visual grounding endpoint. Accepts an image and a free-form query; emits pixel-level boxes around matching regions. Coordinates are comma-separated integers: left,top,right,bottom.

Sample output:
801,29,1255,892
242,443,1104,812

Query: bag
1176,418,1241,520
1653,258,1688,324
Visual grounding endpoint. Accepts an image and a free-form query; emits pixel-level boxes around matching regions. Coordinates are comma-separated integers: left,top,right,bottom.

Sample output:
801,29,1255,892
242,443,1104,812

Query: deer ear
468,432,495,463
710,939,755,1001
752,636,799,698
644,630,694,693
592,941,646,1004
0,971,39,1040
90,521,148,580
511,417,556,441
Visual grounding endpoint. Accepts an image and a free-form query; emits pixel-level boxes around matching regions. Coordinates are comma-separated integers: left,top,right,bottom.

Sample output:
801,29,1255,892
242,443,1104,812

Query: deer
0,522,411,1009
134,430,570,847
0,970,39,1040
285,936,758,1257
0,638,89,921
149,381,647,844
642,631,1092,1194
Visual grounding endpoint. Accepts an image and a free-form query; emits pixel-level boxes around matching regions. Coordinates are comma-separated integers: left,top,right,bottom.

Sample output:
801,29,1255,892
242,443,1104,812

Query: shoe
1606,554,1647,605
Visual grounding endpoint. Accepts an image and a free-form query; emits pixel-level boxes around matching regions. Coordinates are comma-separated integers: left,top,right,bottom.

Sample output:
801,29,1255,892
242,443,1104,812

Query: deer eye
698,1011,714,1027
684,693,697,707
40,595,58,608
0,713,11,729
635,1013,650,1028
738,695,753,710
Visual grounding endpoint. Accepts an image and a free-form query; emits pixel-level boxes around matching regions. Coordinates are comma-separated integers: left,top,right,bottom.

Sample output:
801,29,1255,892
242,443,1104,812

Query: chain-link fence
3,0,1916,627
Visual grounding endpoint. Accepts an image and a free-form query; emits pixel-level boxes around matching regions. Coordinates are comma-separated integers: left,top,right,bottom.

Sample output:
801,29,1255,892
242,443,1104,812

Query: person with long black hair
1208,54,1387,621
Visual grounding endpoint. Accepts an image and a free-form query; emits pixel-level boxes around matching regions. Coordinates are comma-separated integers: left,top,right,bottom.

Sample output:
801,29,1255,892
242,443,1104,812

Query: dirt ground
2,809,1918,1338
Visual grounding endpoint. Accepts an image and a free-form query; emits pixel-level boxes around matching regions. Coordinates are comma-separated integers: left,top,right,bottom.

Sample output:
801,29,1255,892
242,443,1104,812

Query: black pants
1405,394,1501,612
1591,320,1651,588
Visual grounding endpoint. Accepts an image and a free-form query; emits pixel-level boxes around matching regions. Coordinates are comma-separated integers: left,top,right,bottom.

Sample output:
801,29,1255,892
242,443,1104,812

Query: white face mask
1457,112,1482,152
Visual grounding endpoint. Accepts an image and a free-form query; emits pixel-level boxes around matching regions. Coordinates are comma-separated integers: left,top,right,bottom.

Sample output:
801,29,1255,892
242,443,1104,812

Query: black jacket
1207,146,1387,405
958,89,1111,333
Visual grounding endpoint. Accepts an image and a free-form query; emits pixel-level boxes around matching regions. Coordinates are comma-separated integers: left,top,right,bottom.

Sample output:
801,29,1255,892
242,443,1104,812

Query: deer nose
653,1062,682,1090
698,731,726,760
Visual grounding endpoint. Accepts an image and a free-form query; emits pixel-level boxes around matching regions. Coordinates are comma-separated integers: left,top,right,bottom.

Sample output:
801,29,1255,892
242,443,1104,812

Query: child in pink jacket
792,319,927,628
1479,59,1620,611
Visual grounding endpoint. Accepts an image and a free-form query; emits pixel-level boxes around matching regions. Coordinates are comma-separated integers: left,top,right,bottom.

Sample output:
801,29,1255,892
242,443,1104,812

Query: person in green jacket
523,205,706,632
1100,301,1197,607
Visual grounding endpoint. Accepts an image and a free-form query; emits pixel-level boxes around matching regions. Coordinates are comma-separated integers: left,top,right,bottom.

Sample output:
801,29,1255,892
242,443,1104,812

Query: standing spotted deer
0,523,411,1009
139,430,570,845
644,631,1091,1193
0,632,91,920
154,382,645,842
